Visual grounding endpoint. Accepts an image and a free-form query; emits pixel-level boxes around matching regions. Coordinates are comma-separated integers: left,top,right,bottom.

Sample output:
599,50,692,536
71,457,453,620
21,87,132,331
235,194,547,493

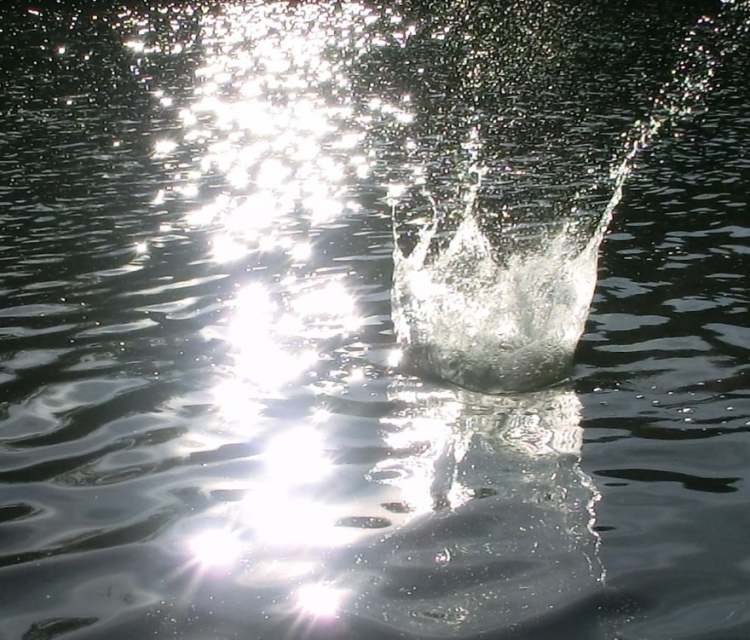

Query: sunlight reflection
125,39,145,53
222,283,318,392
387,349,403,368
211,377,263,426
188,528,243,568
165,3,368,262
311,408,331,424
292,281,355,320
289,241,312,262
263,427,332,486
134,0,373,434
154,139,178,157
241,491,351,549
296,583,347,619
130,0,381,599
211,233,248,263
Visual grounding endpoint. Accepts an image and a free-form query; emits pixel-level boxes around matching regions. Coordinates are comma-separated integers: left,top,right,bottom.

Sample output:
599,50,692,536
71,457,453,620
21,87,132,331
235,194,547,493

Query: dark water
0,2,749,639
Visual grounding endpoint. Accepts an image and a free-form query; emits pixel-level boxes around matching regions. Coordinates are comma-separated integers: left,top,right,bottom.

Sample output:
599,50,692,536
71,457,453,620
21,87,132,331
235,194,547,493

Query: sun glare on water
135,3,394,606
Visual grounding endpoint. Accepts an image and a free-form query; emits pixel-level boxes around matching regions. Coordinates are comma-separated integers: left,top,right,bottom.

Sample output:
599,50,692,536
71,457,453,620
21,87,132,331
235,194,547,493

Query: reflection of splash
355,377,603,637
375,377,595,523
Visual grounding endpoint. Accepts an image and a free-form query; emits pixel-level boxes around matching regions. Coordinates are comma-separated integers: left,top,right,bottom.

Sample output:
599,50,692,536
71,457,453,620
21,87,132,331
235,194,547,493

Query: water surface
0,3,748,639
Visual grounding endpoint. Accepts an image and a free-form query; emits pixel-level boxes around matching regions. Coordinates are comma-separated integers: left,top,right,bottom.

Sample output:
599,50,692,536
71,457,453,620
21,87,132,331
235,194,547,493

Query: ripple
0,303,79,318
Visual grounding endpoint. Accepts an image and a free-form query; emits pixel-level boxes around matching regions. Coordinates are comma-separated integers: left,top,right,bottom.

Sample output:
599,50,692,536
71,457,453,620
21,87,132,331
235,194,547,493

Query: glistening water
0,2,748,639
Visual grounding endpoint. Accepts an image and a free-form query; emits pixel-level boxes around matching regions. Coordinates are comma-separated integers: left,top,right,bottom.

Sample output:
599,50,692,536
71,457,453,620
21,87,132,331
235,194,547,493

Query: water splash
393,168,600,392
391,1,750,392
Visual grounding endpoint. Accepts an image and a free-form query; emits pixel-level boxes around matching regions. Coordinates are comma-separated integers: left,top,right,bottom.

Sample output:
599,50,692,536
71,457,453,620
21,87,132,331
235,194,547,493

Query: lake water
0,2,749,639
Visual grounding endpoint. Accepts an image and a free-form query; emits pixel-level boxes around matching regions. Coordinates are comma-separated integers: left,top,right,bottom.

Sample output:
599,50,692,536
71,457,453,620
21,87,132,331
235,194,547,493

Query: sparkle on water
296,583,348,619
188,528,244,569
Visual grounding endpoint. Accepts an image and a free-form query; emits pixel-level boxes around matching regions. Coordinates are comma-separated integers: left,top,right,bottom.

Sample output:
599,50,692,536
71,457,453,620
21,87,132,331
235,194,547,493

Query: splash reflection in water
344,378,603,636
